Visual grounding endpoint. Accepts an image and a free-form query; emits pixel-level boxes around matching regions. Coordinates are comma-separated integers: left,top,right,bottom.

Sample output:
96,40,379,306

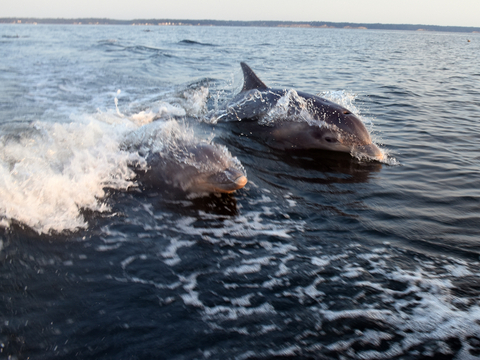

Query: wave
96,40,172,58
0,116,140,234
178,39,217,47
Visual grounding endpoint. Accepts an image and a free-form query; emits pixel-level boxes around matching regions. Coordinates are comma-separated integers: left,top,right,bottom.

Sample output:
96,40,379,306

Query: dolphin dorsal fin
240,62,268,92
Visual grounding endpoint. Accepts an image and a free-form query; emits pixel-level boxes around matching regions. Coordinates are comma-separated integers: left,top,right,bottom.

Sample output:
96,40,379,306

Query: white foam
148,87,209,120
227,264,262,275
181,291,203,307
231,294,254,307
182,87,209,117
0,115,144,234
172,192,304,241
311,256,331,267
130,102,186,126
275,263,290,277
325,250,480,359
268,345,301,357
203,302,276,321
161,237,196,266
242,256,273,266
444,264,473,277
125,87,208,126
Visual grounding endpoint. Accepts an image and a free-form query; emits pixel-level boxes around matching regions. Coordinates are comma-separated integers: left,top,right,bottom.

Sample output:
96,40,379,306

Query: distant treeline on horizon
1,18,480,33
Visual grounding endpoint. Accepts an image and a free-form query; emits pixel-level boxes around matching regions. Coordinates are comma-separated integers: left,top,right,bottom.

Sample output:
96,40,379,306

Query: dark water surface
1,24,480,359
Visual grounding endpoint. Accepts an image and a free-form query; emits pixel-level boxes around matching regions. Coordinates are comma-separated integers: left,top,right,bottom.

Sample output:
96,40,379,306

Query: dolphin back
241,62,268,92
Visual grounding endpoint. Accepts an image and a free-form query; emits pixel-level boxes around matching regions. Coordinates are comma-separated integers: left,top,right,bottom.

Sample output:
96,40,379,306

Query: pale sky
2,0,480,28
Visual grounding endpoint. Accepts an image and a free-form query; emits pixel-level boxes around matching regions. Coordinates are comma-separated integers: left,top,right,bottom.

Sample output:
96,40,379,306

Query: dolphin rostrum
214,62,384,161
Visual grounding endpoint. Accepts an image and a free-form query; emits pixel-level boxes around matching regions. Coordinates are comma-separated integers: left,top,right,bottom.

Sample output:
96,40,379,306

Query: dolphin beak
208,167,248,193
225,167,248,191
355,143,384,161
233,174,248,189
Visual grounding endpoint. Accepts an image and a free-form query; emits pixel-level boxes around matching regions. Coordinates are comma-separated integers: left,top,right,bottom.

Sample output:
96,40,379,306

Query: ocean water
1,24,480,359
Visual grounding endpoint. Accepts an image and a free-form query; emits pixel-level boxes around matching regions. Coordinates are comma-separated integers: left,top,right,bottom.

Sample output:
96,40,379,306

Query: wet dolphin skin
218,62,383,161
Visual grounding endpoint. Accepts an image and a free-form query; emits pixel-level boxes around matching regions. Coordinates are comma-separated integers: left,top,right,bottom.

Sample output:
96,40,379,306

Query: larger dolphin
215,62,384,161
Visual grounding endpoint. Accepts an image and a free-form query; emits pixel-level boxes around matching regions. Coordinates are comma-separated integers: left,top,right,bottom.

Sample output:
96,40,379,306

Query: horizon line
1,17,480,33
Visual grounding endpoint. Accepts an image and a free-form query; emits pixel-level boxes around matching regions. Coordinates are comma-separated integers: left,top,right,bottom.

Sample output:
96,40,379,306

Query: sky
2,0,480,28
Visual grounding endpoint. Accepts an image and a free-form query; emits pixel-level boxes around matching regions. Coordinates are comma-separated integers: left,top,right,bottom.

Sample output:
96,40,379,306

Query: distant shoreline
1,18,480,34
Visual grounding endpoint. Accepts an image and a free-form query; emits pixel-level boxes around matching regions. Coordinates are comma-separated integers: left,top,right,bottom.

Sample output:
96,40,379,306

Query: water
1,24,480,359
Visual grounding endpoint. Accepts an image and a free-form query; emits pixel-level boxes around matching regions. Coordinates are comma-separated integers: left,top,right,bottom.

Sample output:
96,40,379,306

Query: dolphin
124,120,247,194
214,62,384,161
141,142,247,194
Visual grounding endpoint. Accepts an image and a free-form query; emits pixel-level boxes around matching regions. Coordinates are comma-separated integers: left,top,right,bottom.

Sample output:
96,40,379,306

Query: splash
0,115,143,234
258,89,328,129
0,85,214,234
129,87,209,126
320,90,366,122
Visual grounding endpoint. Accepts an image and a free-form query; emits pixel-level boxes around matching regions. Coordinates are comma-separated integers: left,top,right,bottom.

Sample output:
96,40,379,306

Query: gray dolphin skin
142,142,248,194
125,121,247,194
218,62,384,161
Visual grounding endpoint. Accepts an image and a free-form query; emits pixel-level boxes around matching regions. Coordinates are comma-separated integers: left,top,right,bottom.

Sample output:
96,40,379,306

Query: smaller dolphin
214,63,384,161
124,120,247,194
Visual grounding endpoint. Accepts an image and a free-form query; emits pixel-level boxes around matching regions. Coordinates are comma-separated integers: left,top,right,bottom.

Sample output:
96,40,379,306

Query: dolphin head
281,92,384,161
175,143,247,194
315,110,384,161
202,166,248,193
266,109,384,161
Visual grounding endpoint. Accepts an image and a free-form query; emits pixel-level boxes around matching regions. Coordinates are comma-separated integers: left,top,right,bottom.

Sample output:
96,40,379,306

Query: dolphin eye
324,137,338,143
